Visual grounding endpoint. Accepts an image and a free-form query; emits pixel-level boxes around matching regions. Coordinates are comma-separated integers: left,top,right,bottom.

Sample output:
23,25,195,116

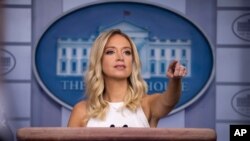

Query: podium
17,127,216,141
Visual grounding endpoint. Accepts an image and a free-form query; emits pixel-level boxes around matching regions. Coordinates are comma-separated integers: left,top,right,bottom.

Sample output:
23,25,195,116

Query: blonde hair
85,29,147,120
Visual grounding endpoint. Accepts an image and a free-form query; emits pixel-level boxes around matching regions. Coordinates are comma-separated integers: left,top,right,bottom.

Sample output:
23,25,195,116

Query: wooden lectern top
17,127,216,141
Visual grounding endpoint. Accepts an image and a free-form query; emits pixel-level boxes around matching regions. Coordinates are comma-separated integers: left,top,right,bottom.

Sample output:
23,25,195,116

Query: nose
116,51,124,61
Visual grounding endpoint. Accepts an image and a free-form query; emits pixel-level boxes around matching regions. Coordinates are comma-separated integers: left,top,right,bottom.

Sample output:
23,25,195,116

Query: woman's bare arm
147,60,186,122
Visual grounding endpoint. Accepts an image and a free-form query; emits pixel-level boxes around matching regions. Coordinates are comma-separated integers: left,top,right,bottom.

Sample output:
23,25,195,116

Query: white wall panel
3,46,31,80
62,0,186,14
62,0,96,12
216,85,250,120
3,83,31,118
4,0,31,5
61,107,71,127
3,8,31,42
216,123,230,141
217,11,250,45
216,48,250,82
157,110,185,128
8,120,30,140
217,0,250,7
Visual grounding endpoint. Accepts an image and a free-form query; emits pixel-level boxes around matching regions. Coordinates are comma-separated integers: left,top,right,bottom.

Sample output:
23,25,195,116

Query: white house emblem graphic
56,21,191,78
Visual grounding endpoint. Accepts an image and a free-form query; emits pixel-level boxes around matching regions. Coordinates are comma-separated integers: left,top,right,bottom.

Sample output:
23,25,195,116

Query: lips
114,64,126,69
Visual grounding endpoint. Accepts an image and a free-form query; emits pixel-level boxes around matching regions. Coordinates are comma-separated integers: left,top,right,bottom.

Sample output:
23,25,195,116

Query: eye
124,50,132,56
105,50,114,55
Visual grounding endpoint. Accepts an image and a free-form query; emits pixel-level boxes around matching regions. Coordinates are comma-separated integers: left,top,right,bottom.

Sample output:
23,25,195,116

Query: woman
68,29,187,128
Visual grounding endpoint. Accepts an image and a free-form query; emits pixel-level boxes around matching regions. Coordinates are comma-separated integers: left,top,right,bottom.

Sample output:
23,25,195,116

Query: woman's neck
103,78,129,102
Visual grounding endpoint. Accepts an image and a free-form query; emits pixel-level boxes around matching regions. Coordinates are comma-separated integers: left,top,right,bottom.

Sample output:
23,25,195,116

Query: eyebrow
104,46,132,50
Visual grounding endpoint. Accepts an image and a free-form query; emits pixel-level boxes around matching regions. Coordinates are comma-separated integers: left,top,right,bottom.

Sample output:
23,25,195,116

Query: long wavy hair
85,29,147,120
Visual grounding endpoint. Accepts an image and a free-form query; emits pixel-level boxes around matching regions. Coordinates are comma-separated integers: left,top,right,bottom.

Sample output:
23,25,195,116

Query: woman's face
102,34,133,80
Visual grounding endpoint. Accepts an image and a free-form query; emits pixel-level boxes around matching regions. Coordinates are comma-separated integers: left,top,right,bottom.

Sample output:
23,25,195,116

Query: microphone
109,124,128,128
123,124,128,128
